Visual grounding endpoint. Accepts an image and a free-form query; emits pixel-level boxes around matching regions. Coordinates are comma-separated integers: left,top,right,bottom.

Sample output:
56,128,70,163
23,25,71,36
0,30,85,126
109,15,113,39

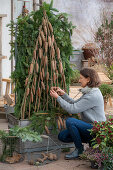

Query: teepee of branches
21,10,66,119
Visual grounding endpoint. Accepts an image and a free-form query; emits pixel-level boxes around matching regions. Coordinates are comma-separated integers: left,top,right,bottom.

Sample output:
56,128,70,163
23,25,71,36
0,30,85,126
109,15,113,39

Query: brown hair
80,68,101,87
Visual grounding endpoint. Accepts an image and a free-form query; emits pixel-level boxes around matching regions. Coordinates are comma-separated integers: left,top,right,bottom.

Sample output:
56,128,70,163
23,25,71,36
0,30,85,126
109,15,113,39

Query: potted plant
80,118,113,169
81,147,113,169
99,84,113,110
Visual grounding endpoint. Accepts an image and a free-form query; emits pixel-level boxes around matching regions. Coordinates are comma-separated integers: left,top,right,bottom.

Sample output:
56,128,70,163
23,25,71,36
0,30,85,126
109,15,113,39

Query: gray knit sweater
57,87,106,123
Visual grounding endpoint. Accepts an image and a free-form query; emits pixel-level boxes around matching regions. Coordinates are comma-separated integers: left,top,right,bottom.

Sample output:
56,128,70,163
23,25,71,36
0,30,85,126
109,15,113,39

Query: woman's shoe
65,146,84,160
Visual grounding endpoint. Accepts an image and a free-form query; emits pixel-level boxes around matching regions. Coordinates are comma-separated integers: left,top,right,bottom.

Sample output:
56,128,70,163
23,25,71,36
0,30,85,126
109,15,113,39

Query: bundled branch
21,10,66,119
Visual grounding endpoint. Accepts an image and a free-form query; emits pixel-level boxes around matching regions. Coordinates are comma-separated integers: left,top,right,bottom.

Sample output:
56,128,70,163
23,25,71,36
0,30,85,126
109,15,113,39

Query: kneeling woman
50,68,106,159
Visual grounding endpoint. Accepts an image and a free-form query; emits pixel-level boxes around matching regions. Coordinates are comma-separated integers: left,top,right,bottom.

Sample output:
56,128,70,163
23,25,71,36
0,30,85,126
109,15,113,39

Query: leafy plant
70,69,80,85
0,126,41,143
30,112,58,135
99,84,113,100
106,63,113,83
90,118,113,149
8,0,75,119
80,147,113,169
0,126,41,162
101,147,113,170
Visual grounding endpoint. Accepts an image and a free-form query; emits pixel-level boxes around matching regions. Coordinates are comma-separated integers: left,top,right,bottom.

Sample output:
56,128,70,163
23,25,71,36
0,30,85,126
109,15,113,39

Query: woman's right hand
51,87,65,96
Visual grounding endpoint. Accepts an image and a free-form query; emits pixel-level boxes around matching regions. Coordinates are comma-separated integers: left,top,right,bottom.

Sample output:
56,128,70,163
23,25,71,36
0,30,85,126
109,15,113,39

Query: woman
50,68,106,159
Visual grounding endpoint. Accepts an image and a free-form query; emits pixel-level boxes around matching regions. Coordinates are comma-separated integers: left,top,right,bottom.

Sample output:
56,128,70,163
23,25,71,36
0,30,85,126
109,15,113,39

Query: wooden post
11,0,14,93
39,0,43,5
0,17,3,96
104,98,107,111
0,14,7,96
35,0,43,9
33,0,36,11
109,96,112,107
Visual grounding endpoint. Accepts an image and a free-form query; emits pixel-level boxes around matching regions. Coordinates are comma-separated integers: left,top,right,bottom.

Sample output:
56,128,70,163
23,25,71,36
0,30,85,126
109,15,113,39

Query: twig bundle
21,10,67,119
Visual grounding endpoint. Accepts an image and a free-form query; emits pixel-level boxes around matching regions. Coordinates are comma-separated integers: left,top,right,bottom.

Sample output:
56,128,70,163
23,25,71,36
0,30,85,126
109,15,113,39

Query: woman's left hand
50,89,59,99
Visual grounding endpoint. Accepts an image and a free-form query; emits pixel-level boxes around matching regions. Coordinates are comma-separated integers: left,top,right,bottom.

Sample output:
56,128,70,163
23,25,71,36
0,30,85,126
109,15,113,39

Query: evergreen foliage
8,1,75,119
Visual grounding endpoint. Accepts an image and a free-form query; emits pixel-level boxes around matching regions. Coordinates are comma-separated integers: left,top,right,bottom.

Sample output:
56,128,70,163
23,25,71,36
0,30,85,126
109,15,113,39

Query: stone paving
0,86,112,170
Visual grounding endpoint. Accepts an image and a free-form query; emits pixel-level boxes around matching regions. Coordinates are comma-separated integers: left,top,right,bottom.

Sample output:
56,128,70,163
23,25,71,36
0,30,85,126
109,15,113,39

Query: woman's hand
56,87,65,96
51,87,65,96
50,89,59,99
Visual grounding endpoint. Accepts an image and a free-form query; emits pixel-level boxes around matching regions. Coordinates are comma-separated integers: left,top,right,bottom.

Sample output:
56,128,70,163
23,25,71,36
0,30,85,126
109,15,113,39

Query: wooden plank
2,78,11,83
0,18,2,96
0,18,2,54
97,72,112,84
0,14,7,96
0,14,7,18
0,56,7,60
5,82,10,95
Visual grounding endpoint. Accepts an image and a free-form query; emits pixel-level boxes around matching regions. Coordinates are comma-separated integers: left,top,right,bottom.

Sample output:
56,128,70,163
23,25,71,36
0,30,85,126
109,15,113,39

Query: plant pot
99,165,104,170
82,43,99,60
82,48,98,60
7,113,30,128
82,60,89,68
90,161,98,169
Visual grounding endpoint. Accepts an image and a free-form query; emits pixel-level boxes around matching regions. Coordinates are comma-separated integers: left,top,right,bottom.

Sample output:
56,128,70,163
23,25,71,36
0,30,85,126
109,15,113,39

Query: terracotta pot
82,43,99,60
82,48,99,60
90,160,98,169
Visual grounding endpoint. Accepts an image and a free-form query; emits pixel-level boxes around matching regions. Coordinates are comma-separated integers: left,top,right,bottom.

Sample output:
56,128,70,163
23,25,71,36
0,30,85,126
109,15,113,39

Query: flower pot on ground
90,160,98,169
82,43,99,60
80,146,113,170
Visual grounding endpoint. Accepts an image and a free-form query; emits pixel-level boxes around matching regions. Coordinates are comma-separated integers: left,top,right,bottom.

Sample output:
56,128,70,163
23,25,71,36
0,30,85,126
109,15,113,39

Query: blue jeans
58,118,93,149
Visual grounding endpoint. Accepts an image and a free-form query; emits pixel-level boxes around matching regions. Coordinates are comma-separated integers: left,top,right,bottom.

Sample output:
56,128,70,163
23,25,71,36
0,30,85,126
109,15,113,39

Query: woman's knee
58,132,62,141
66,117,77,128
58,129,69,142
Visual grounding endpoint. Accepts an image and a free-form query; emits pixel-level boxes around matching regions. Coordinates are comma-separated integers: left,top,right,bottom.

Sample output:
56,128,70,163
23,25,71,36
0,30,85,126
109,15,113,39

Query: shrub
90,118,113,148
70,69,80,84
99,84,113,100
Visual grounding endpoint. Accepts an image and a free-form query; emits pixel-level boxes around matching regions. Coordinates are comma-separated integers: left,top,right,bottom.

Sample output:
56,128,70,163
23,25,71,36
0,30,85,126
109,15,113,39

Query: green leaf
50,0,53,9
93,144,99,148
101,142,106,146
